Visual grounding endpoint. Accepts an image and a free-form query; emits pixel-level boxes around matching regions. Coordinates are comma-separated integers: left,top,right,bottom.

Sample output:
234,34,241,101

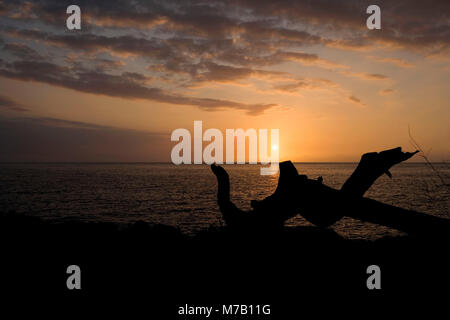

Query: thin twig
408,125,448,187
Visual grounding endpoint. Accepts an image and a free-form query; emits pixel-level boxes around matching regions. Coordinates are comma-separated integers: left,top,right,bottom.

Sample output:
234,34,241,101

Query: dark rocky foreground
1,213,449,315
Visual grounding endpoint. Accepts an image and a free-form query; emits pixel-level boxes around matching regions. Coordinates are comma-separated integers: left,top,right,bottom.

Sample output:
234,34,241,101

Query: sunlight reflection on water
0,163,448,240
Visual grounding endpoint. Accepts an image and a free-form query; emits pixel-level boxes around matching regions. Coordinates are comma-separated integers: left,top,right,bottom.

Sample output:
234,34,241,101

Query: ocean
1,163,449,240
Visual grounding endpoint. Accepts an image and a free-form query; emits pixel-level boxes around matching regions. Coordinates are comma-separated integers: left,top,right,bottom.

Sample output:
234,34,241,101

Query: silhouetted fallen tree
211,147,450,236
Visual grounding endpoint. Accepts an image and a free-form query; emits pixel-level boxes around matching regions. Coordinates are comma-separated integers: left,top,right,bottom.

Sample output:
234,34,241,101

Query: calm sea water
0,163,449,240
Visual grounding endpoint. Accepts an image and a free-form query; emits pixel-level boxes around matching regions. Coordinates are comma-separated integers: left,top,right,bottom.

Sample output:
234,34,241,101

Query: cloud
0,60,276,115
93,58,126,72
234,0,449,56
0,1,324,44
272,51,347,69
0,95,28,112
380,89,394,95
186,62,289,86
0,115,171,162
21,117,120,130
348,95,365,106
340,70,389,81
371,57,414,68
2,0,448,59
2,27,347,101
4,28,346,72
0,0,447,118
273,81,310,93
2,42,43,60
272,78,337,93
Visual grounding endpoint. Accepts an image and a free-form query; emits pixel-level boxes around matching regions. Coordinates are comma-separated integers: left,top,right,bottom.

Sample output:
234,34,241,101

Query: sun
272,145,278,151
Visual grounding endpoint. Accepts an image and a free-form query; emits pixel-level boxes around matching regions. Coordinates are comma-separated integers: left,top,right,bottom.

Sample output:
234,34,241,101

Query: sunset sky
0,0,449,162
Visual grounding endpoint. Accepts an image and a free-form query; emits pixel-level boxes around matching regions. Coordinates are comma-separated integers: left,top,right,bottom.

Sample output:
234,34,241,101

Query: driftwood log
211,147,450,236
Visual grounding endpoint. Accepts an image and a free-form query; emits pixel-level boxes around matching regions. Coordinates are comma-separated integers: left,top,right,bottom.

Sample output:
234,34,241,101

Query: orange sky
0,0,449,162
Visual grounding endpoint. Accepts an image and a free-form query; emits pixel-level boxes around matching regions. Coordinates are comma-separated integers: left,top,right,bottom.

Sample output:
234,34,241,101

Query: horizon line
0,161,447,164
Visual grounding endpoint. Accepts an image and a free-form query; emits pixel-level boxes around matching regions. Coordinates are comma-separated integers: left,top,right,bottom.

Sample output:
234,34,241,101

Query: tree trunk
211,147,450,236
